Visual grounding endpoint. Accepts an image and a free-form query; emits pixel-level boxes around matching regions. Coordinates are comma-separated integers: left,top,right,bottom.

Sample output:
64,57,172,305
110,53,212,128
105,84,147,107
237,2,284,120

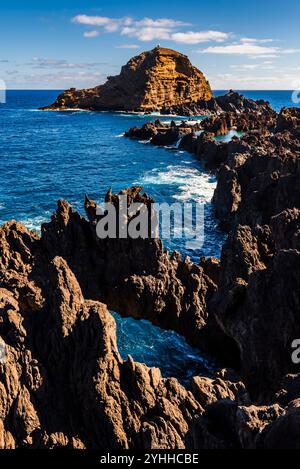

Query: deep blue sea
0,89,297,384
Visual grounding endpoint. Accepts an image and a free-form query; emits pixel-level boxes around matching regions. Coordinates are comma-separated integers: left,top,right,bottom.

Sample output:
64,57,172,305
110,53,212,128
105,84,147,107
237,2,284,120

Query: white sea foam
140,165,216,204
115,133,125,138
214,130,244,143
138,139,151,144
20,214,50,233
117,111,195,119
185,119,204,125
38,108,92,113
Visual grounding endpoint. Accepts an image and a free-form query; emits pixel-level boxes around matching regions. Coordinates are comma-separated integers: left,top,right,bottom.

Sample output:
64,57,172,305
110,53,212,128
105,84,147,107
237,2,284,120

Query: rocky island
41,46,213,114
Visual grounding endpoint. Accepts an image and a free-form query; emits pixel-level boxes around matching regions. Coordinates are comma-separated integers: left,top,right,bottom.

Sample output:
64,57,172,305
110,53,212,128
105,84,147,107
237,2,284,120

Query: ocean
0,89,298,384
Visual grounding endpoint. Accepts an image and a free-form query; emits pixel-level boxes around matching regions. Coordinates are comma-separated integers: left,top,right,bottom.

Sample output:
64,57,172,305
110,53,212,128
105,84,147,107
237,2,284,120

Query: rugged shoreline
1,90,300,448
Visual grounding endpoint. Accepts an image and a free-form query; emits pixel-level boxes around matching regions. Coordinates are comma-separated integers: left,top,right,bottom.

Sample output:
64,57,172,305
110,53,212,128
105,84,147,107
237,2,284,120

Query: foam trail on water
140,164,216,204
20,214,51,233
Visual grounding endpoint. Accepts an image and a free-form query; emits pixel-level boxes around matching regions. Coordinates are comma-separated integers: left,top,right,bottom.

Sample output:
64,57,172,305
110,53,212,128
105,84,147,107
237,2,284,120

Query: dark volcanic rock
178,132,198,153
1,219,223,449
0,225,205,448
125,91,276,168
191,368,250,408
187,399,284,449
260,403,300,449
2,185,300,448
5,99,300,448
216,90,272,114
276,107,300,132
124,121,159,140
0,193,273,451
201,108,276,136
212,129,300,228
125,120,197,147
40,187,238,364
212,212,300,400
151,128,181,146
160,98,220,117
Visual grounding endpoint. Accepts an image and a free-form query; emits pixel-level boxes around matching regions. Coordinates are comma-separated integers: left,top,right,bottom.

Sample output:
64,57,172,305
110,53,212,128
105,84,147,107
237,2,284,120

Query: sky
1,0,300,90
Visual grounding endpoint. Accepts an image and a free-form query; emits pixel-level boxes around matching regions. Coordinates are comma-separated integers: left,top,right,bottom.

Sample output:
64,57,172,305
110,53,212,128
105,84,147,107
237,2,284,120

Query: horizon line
3,88,297,92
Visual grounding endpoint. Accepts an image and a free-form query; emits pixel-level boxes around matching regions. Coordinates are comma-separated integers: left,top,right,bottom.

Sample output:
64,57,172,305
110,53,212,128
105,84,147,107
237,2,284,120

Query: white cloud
72,15,188,40
7,71,106,88
83,30,100,38
198,42,300,56
211,70,300,90
230,62,275,71
249,54,280,59
170,30,229,44
31,58,99,69
281,49,300,54
120,18,189,41
240,37,275,44
130,18,188,28
198,43,280,55
72,14,229,44
115,44,140,49
72,15,120,31
122,25,171,41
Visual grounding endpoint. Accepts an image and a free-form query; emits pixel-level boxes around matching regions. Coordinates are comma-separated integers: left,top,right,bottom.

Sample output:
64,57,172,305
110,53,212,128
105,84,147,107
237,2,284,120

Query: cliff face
42,47,212,112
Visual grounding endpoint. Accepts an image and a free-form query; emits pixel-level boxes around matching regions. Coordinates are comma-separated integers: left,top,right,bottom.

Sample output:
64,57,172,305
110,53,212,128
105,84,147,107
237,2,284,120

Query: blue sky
1,0,300,89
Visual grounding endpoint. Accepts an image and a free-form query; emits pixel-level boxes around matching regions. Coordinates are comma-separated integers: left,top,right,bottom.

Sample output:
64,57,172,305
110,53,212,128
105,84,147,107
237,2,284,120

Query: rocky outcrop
125,92,276,152
215,91,273,114
200,107,276,136
0,222,206,448
41,47,212,113
124,102,300,405
40,187,238,364
3,184,300,448
211,209,300,400
125,119,200,146
200,108,300,229
275,107,300,132
187,399,284,449
213,127,300,229
3,97,300,448
0,193,285,451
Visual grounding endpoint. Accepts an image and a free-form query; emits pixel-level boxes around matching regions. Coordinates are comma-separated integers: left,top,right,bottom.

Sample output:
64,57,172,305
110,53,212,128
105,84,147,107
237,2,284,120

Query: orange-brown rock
0,222,205,449
3,189,300,449
41,47,212,113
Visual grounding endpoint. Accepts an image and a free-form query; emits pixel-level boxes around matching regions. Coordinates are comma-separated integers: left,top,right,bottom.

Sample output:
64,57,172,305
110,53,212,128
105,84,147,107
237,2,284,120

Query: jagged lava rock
0,221,206,449
212,211,300,400
3,192,300,448
40,187,238,364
